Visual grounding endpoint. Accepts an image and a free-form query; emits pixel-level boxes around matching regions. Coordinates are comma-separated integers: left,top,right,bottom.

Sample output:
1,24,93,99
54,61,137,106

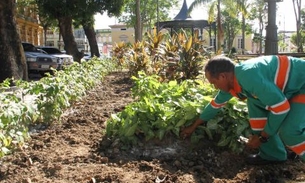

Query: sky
94,0,300,32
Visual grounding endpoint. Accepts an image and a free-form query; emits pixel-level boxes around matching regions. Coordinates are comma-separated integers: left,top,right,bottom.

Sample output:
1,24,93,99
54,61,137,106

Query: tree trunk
216,0,224,54
43,26,47,46
58,17,83,62
0,0,27,82
135,0,142,42
259,28,263,54
228,37,234,51
294,0,303,52
58,27,62,50
83,23,100,57
242,15,245,54
259,13,263,54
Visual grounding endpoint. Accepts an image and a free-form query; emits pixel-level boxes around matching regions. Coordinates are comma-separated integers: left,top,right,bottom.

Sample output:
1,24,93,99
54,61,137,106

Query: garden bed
0,71,304,183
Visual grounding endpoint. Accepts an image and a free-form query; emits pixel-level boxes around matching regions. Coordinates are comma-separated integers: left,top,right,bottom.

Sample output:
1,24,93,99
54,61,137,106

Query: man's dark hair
204,56,235,78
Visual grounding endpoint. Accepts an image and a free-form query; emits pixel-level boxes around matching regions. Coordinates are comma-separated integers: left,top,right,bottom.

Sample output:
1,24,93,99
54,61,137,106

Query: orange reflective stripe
289,142,305,155
210,100,226,109
275,55,290,91
249,118,267,130
229,76,242,99
229,89,238,98
267,99,290,114
290,94,305,104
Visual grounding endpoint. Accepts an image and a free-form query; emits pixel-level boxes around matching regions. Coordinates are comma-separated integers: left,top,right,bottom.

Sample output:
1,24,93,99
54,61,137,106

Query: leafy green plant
106,72,209,143
192,99,250,153
106,72,251,153
0,58,116,157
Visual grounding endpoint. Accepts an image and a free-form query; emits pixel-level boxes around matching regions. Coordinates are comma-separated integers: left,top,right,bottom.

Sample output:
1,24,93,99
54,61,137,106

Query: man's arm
180,118,204,138
180,90,232,138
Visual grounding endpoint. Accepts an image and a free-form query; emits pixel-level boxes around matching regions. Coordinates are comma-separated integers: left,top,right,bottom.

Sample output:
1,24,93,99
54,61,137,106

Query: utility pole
264,0,283,55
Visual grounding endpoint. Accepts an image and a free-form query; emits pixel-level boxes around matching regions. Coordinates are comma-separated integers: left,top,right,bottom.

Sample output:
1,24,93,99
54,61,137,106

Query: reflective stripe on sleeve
210,99,227,109
249,117,267,131
290,94,305,104
265,99,290,114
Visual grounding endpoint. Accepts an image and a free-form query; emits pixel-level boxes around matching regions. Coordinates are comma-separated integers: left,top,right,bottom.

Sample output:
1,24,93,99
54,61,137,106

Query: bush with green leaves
106,71,251,153
0,57,116,157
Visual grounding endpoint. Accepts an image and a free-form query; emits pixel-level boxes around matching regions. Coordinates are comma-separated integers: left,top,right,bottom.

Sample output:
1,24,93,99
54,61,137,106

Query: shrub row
0,58,115,157
106,72,251,153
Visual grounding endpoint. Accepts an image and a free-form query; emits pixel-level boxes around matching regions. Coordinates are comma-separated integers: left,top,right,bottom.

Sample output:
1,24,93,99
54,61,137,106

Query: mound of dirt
0,71,304,183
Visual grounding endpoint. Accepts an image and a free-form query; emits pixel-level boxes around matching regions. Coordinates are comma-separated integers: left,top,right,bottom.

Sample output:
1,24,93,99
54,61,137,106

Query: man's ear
219,73,226,79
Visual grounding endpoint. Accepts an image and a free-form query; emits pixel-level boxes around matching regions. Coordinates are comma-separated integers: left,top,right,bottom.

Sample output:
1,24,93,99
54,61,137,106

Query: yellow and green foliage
112,29,211,82
169,30,207,81
113,42,130,69
128,42,152,77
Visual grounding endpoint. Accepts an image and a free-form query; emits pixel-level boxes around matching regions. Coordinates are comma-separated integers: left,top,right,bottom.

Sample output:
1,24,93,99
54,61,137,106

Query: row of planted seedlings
0,57,116,157
106,72,251,153
108,29,252,153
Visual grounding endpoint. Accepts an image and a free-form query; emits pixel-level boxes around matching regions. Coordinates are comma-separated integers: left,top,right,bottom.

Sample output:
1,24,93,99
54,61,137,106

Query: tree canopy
118,0,179,29
188,0,248,53
34,0,127,60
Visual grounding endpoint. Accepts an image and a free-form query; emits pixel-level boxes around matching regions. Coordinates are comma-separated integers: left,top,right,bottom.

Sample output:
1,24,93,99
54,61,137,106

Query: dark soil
0,71,304,183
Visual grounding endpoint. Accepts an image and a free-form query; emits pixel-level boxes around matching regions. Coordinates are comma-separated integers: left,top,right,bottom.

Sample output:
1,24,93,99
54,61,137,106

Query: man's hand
180,125,196,139
180,118,204,139
246,134,261,149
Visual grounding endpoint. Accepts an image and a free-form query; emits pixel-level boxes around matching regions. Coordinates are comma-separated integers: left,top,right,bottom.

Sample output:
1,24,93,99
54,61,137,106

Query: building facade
16,2,43,46
44,28,89,52
41,28,115,56
109,24,135,45
96,29,112,56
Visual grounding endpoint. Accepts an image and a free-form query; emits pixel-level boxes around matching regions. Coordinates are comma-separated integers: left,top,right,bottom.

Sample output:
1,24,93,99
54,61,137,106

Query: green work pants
247,98,287,161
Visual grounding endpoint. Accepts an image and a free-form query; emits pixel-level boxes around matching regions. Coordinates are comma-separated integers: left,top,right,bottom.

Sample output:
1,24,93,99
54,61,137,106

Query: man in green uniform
181,55,305,165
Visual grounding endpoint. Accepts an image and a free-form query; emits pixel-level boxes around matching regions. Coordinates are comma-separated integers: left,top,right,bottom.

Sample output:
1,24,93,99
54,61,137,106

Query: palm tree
188,0,247,54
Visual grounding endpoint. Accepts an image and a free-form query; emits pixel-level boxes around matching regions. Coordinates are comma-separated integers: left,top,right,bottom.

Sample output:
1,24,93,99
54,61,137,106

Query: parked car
37,46,74,70
22,42,58,76
81,53,92,62
81,53,111,62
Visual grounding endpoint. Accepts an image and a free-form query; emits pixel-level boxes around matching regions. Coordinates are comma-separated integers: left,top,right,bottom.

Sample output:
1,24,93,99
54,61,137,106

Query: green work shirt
200,55,305,136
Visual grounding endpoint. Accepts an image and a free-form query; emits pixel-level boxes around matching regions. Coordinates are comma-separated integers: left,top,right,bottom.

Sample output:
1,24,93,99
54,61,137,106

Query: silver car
37,46,74,70
22,42,58,75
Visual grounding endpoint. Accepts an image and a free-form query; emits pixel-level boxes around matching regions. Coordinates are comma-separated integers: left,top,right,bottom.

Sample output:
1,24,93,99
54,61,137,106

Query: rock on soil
0,71,304,183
